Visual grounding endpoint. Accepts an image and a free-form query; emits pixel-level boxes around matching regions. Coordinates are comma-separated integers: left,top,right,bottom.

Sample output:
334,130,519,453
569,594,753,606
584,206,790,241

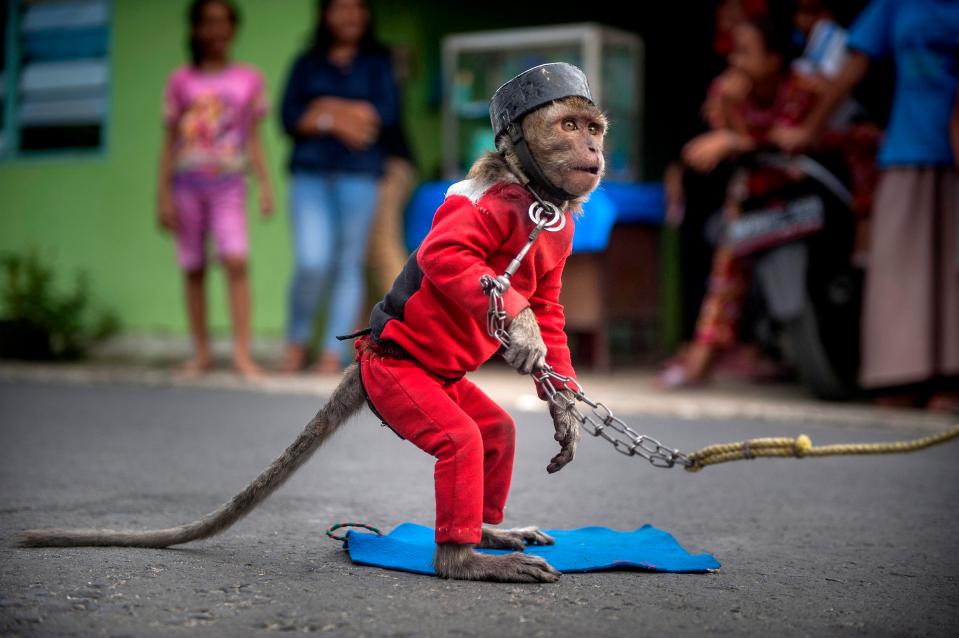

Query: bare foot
683,342,715,380
434,543,560,583
276,344,308,374
657,362,705,390
479,526,555,551
656,343,714,390
173,356,214,379
312,351,343,375
233,356,264,381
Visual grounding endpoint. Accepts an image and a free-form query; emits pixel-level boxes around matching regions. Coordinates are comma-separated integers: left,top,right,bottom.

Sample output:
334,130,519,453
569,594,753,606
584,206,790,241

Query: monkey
18,63,607,585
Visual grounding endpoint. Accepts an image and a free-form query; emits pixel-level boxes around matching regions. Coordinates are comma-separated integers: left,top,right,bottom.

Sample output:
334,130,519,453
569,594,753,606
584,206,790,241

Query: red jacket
369,179,577,395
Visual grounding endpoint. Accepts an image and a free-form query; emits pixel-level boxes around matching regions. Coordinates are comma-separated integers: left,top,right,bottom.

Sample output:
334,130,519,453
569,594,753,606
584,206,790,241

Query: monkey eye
562,119,577,131
588,123,603,135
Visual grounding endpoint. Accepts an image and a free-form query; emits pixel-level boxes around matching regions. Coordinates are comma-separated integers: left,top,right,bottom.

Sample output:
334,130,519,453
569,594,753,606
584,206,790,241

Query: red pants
356,340,515,545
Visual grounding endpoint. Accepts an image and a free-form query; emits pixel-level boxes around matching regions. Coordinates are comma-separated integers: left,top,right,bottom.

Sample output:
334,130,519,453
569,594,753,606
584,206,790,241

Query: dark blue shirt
280,51,399,176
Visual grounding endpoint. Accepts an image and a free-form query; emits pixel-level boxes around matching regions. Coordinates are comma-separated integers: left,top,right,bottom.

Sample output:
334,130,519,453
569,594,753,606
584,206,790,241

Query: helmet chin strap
507,124,575,205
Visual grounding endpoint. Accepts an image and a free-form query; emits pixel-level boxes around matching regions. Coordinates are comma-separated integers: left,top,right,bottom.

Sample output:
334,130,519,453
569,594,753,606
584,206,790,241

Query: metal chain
534,367,693,469
481,196,693,470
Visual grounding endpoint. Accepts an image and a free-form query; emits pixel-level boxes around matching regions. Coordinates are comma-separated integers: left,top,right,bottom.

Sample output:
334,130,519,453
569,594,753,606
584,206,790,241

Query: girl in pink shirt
157,0,274,380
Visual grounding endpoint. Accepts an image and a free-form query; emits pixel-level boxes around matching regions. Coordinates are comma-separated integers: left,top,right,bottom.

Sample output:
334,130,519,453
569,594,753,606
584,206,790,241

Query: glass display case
442,23,643,181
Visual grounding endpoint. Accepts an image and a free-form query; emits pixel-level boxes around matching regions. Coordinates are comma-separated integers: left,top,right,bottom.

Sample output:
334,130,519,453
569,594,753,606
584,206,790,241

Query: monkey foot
435,545,561,583
479,526,556,551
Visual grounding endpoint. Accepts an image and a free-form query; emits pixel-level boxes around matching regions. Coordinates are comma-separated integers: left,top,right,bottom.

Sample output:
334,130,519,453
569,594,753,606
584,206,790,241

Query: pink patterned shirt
164,63,267,176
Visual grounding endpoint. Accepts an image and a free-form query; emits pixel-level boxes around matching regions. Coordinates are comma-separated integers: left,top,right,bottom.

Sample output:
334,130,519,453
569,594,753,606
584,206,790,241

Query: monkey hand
547,390,580,473
504,307,547,374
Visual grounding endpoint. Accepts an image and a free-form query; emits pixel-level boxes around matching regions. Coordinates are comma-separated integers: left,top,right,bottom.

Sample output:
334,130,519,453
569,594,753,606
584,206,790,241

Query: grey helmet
488,63,594,202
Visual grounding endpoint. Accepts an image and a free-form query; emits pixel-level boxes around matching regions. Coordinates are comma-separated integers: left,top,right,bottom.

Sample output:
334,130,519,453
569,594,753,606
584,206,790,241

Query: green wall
1,1,702,341
0,0,439,338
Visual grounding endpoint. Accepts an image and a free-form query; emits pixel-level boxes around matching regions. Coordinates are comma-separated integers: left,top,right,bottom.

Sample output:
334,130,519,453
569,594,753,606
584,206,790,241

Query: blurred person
792,0,848,86
712,0,769,58
661,15,820,388
771,0,959,410
157,0,275,380
278,0,399,374
367,123,416,299
791,0,881,235
663,0,768,360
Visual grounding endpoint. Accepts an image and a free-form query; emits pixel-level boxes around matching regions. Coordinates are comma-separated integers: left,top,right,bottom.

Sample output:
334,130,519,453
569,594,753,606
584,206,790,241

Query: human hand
301,97,378,150
703,69,750,130
546,390,580,473
331,99,380,151
716,68,751,104
303,98,332,132
768,124,816,154
258,187,275,218
504,307,547,374
682,130,736,174
157,190,177,233
794,72,831,96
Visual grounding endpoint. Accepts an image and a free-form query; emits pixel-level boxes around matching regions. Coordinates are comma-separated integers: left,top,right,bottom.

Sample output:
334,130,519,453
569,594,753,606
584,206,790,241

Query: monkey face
522,97,607,200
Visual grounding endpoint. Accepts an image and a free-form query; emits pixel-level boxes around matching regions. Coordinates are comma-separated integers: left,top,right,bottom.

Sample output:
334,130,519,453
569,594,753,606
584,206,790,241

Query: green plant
0,250,120,359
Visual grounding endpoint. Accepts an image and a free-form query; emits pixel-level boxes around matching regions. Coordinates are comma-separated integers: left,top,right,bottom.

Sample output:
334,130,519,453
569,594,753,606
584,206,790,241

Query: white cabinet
442,22,643,181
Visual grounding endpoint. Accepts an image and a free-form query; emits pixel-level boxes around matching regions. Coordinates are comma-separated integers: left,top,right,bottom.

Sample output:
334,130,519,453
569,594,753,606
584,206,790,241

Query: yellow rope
684,423,959,472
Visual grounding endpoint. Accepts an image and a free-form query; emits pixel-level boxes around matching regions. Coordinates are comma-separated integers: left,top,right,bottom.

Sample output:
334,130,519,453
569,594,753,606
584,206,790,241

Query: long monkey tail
16,363,366,548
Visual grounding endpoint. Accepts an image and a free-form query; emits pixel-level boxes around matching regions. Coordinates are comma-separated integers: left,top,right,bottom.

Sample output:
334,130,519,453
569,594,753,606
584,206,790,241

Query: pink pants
173,173,248,271
356,339,516,545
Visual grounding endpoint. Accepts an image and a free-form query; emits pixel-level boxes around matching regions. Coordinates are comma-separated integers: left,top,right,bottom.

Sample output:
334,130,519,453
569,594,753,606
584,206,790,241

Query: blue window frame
0,0,112,160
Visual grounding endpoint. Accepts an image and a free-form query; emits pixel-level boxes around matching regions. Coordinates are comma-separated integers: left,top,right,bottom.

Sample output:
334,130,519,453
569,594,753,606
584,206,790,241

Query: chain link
481,197,693,470
534,366,693,468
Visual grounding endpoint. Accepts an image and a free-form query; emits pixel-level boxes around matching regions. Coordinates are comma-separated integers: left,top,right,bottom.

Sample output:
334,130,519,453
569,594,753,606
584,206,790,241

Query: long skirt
860,167,959,389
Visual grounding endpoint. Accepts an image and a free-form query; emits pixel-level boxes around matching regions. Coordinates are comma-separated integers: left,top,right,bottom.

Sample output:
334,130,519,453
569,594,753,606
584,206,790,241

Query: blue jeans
287,172,379,358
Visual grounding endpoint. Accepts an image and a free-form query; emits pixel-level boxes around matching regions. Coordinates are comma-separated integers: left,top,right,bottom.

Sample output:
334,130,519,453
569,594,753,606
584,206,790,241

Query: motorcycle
724,152,861,400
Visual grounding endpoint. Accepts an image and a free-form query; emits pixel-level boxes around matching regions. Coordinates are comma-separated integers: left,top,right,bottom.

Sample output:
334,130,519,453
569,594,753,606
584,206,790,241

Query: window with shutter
1,2,9,155
1,0,111,158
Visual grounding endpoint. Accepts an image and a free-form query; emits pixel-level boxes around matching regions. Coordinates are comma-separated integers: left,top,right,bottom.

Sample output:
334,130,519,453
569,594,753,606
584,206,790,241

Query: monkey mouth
574,166,601,175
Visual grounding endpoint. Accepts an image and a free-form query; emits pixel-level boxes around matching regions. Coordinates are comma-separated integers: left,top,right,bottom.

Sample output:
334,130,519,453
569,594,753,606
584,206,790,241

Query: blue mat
344,523,720,575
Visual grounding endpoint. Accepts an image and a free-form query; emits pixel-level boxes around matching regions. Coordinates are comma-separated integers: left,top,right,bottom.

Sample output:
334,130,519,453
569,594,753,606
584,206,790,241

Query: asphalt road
1,380,957,637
